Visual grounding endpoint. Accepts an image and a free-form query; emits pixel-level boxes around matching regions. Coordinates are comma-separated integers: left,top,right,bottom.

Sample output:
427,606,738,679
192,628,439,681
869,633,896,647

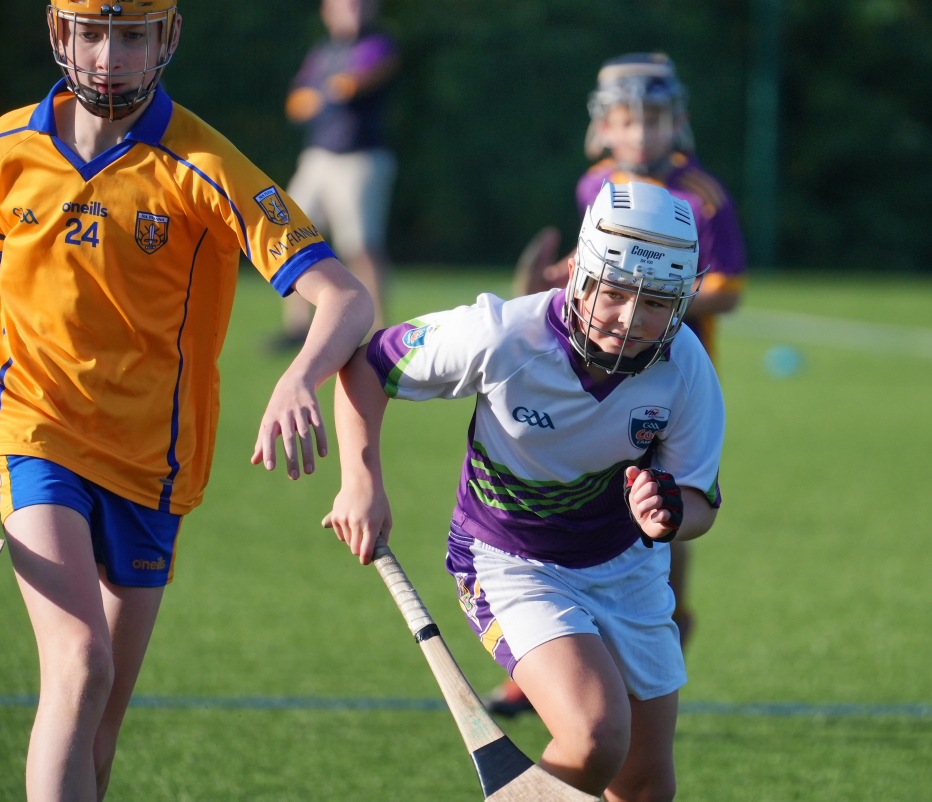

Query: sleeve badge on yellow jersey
254,186,291,226
135,212,170,254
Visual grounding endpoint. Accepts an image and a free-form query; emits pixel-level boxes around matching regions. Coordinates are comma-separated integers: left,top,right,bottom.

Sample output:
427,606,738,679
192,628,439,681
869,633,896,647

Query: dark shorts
0,455,183,587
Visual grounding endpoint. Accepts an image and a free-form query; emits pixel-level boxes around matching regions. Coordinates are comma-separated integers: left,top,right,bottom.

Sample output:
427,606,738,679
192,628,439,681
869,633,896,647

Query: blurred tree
782,0,932,271
2,0,929,270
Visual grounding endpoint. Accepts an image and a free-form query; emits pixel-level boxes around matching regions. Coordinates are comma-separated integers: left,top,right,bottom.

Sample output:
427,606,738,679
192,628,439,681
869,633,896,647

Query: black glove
624,468,683,549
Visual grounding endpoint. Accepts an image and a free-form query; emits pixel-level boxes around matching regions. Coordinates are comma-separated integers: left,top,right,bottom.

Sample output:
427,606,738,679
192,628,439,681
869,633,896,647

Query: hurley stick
370,537,598,801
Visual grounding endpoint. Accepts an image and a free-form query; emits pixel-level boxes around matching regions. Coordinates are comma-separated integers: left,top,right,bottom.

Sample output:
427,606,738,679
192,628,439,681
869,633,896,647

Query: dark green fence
3,1,930,270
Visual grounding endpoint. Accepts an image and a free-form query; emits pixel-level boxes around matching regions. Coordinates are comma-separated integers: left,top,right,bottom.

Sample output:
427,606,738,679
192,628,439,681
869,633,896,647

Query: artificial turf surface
1,267,930,800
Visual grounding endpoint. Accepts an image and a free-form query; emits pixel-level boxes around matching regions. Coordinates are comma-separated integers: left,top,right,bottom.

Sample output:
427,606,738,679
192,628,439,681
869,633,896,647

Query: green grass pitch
1,268,930,800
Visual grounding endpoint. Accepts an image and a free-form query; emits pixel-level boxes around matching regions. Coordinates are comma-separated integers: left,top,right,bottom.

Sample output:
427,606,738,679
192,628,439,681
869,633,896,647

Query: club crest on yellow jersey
135,212,170,254
254,186,290,226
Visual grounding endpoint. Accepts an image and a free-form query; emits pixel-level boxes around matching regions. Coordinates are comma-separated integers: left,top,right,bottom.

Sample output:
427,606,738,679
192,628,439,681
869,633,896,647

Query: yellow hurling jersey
0,81,337,514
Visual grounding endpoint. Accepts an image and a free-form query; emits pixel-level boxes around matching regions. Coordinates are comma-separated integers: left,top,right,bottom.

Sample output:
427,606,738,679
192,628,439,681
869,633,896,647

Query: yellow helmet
47,0,181,121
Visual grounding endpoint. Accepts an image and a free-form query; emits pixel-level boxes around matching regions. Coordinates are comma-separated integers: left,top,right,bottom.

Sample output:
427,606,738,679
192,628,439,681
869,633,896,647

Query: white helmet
566,180,705,375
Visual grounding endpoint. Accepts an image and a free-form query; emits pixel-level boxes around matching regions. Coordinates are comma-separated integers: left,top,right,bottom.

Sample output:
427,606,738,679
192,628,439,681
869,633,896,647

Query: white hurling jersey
367,289,725,568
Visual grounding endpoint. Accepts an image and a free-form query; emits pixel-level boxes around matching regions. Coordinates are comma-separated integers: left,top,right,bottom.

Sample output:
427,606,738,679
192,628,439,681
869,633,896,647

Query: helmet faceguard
566,180,705,375
584,53,694,171
47,0,180,122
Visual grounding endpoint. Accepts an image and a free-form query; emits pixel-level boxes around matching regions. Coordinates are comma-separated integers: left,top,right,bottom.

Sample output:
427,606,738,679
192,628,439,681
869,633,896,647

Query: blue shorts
0,456,183,587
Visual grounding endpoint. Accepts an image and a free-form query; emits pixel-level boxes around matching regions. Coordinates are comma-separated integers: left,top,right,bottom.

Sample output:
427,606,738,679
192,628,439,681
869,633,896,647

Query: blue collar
28,79,174,179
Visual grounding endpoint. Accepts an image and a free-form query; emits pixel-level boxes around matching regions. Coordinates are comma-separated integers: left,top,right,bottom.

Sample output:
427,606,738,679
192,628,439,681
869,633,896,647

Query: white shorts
446,530,686,701
286,146,396,259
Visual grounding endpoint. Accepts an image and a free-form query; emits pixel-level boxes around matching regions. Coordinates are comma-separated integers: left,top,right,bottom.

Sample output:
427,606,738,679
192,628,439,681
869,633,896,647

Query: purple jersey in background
292,30,397,153
576,153,747,359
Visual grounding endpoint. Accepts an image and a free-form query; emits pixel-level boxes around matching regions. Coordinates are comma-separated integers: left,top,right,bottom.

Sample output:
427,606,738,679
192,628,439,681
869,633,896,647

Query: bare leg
513,633,630,797
7,505,163,802
8,505,113,802
92,570,163,799
605,692,678,802
668,540,694,649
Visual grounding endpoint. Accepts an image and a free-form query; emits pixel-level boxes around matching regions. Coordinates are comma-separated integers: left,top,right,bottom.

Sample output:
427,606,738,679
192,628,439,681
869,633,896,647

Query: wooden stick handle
371,537,435,637
371,537,505,751
367,538,600,799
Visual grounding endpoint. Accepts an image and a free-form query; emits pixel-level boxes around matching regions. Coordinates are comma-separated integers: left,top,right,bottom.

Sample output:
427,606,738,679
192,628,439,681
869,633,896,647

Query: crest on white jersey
402,324,436,349
629,406,671,450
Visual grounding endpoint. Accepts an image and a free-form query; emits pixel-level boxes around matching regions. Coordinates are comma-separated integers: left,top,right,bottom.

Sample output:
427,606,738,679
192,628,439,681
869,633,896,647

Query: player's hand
251,363,328,480
286,86,325,122
323,483,392,565
325,73,358,103
624,466,683,543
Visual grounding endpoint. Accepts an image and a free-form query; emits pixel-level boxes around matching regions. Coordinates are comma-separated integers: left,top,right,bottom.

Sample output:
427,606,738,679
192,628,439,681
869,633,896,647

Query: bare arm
685,283,742,317
337,51,401,98
285,86,325,123
323,346,392,564
286,53,401,122
624,466,717,543
251,257,375,479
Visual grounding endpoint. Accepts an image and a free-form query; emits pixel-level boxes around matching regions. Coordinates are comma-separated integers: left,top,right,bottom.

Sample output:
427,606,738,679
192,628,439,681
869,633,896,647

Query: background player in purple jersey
274,0,399,347
575,53,746,364
326,182,725,800
499,51,748,716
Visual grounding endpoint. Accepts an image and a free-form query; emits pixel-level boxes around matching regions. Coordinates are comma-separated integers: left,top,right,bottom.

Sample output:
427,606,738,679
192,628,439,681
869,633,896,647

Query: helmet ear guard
47,0,180,121
565,180,704,376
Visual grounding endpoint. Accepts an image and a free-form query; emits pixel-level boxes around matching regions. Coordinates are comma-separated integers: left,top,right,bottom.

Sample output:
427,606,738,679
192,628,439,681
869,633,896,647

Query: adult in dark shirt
278,0,399,345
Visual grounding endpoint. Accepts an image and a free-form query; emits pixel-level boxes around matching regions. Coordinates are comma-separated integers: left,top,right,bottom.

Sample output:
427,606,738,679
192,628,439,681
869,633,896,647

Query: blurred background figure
274,0,400,349
493,52,747,717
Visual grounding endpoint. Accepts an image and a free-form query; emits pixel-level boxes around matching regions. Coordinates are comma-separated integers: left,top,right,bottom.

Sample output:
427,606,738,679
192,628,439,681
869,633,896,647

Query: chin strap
571,330,659,375
72,86,148,121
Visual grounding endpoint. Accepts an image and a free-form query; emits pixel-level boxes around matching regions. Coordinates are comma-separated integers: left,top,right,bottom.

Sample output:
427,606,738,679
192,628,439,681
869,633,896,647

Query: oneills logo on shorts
135,212,170,254
132,557,167,570
254,186,290,225
628,406,671,449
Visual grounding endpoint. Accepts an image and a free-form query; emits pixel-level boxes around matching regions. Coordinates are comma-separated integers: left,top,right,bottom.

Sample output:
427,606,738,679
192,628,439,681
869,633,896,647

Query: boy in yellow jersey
0,2,373,799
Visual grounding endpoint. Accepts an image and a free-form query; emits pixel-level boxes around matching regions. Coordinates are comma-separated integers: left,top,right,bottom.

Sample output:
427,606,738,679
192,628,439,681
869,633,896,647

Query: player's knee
78,639,115,704
51,636,115,707
559,712,629,778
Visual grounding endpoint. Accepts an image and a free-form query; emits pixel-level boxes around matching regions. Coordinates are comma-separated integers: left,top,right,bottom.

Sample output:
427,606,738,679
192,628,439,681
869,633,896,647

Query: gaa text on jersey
512,407,556,429
62,201,109,217
631,245,664,261
13,208,39,224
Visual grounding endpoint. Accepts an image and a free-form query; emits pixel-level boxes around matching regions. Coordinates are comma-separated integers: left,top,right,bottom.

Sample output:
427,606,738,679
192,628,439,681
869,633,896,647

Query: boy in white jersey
327,181,724,799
